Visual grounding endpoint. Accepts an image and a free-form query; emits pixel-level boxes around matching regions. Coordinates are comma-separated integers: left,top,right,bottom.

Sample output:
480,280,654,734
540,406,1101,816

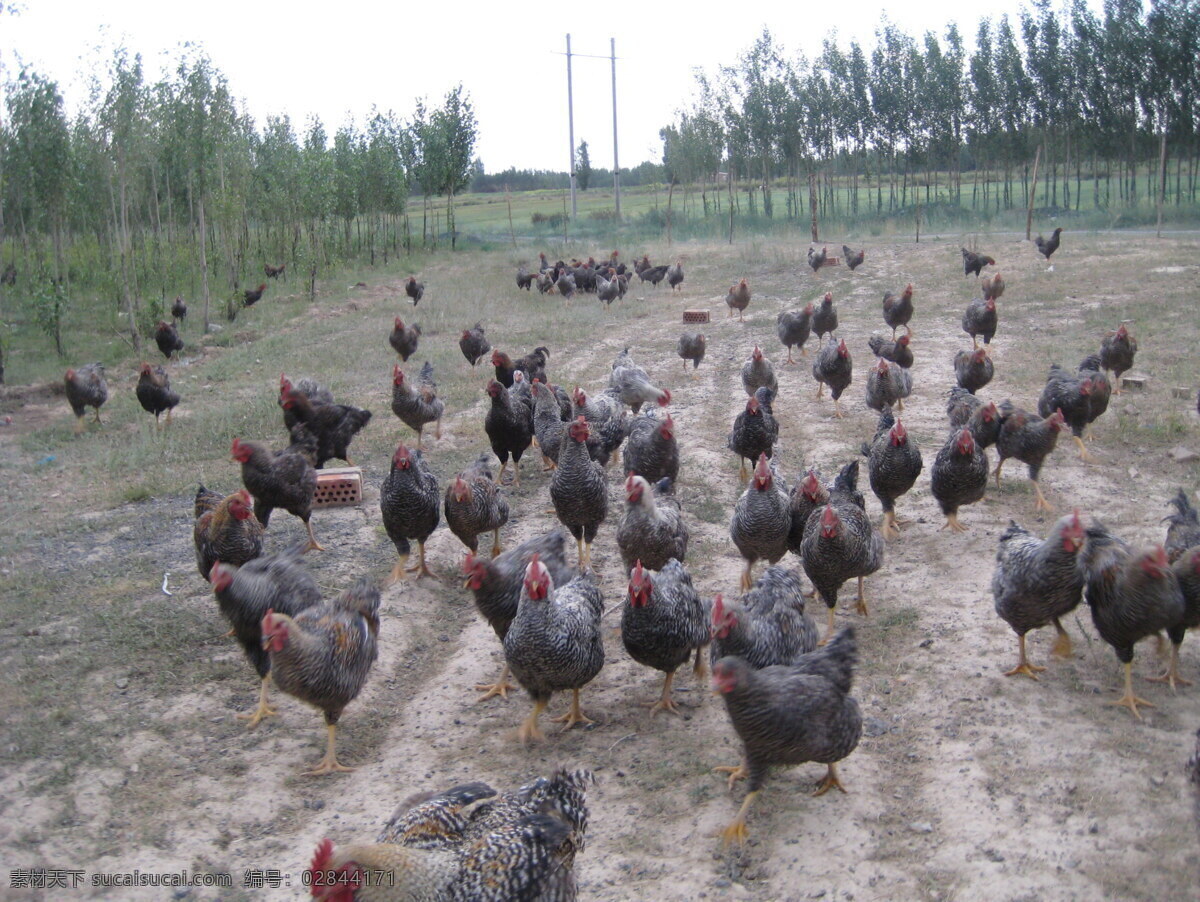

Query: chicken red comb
394,317,404,328
310,837,334,875
462,552,478,575
279,373,289,387
657,389,671,406
824,292,833,301
876,357,889,372
712,594,725,621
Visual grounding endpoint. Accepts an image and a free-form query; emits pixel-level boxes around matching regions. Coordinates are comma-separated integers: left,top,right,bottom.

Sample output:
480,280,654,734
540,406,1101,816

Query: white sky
4,0,1079,173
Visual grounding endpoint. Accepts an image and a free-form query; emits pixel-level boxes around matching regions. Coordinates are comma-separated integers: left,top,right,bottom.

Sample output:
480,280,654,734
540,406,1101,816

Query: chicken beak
462,576,473,590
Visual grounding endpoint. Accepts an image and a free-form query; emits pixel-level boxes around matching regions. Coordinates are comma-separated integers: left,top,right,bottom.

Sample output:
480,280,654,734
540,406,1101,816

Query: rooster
741,345,778,397
777,305,814,364
64,364,108,434
231,436,321,552
677,332,706,373
264,262,285,279
882,284,914,339
623,559,708,715
459,322,490,366
962,247,995,278
842,245,865,271
862,410,923,541
444,453,508,558
135,363,180,426
390,362,443,449
617,474,688,572
405,275,424,305
726,279,751,321
730,454,792,591
550,417,609,569
193,486,264,579
388,317,421,362
243,283,267,306
812,338,853,418
1034,227,1063,265
380,443,440,582
930,427,989,532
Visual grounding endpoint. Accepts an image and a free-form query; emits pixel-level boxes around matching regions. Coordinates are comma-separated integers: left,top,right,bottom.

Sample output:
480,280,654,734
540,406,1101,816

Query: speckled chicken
380,443,440,582
485,379,535,487
1077,355,1112,439
135,363,180,426
261,576,380,774
459,322,491,366
713,628,862,845
812,338,853,418
842,245,865,271
445,453,509,559
154,320,184,359
210,545,320,727
609,347,671,413
1099,324,1137,392
622,411,679,484
962,247,996,277
961,297,998,349
463,530,574,700
504,556,605,741
709,567,819,669
622,559,709,716
726,279,751,321
741,345,778,397
991,512,1087,679
807,245,828,272
867,333,913,369
667,261,684,291
787,468,830,557
391,362,444,449
731,454,792,591
550,418,609,569
1165,546,1200,689
677,332,706,373
982,271,1005,301
1165,490,1200,563
728,387,778,481
570,386,627,468
994,405,1066,511
865,356,912,412
882,284,914,339
812,292,838,340
1037,364,1096,462
231,436,321,551
389,317,421,361
64,363,108,434
862,410,923,540
193,486,264,579
617,474,688,572
532,380,570,470
954,347,994,394
930,427,989,532
947,388,1002,449
1081,526,1185,718
776,304,814,363
800,461,884,640
281,389,372,469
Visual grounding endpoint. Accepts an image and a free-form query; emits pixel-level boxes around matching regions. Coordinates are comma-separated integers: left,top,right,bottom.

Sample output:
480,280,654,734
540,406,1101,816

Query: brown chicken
459,322,490,366
405,276,424,305
388,317,421,362
962,247,995,278
390,362,443,449
261,576,380,773
380,443,440,582
231,436,321,551
1099,324,1138,392
264,262,285,279
982,271,1005,301
731,454,792,591
842,245,865,271
64,363,108,434
154,321,183,360
726,279,751,321
882,284,914,339
135,363,180,426
243,283,267,306
444,453,509,558
193,486,264,579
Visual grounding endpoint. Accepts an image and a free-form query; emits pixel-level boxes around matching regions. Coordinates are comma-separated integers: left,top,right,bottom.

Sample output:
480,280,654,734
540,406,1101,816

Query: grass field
0,229,1198,900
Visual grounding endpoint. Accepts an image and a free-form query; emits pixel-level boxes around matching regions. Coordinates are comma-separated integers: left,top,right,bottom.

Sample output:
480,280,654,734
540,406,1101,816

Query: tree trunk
199,196,211,332
1025,145,1042,241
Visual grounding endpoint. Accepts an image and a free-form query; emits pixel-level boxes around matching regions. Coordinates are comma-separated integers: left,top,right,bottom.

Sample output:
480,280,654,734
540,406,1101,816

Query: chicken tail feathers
834,459,860,495
1167,489,1198,526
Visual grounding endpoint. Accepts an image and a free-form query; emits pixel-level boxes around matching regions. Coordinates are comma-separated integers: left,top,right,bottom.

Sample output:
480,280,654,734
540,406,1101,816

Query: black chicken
962,247,996,278
1099,324,1137,392
1034,227,1063,264
154,321,183,360
280,389,371,469
459,322,491,366
64,363,108,434
812,338,853,418
1037,364,1096,462
962,297,998,349
842,245,865,271
135,363,180,426
812,292,838,340
777,304,814,363
882,284,914,339
862,409,923,541
405,275,424,305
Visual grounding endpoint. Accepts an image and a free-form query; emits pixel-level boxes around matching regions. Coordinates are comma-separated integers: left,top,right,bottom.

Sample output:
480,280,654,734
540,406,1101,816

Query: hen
135,363,180,426
617,474,688,572
570,386,627,467
982,271,1005,302
504,556,605,741
623,559,708,715
862,410,923,540
801,461,884,640
930,427,989,532
485,379,534,487
232,436,322,551
667,261,685,291
947,388,1002,449
807,245,828,273
730,454,792,591
882,284,914,339
389,317,421,362
261,576,380,773
709,567,819,669
639,264,670,287
867,333,913,369
1077,355,1113,440
1099,324,1137,392
405,275,424,305
622,410,679,484
677,331,706,373
1034,227,1063,264
193,486,264,579
713,628,862,845
728,387,778,481
390,362,443,449
550,417,609,569
741,345,778,397
812,292,838,340
726,279,751,321
1165,489,1200,563
1081,527,1185,718
961,297,998,349
281,389,372,468
991,512,1087,679
463,529,574,700
380,443,440,582
994,405,1067,511
516,264,534,291
787,468,830,557
1165,546,1200,689
531,380,570,471
459,322,490,366
776,304,814,364
865,357,912,412
243,283,267,306
444,453,508,558
264,262,285,279
962,247,995,278
842,245,865,271
64,363,108,434
1037,364,1095,462
154,321,183,360
170,295,187,325
609,347,671,413
812,338,853,418
210,546,320,726
954,347,994,394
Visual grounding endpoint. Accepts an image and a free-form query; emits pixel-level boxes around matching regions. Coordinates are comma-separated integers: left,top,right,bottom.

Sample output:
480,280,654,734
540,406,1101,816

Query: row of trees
660,0,1200,223
1,46,476,352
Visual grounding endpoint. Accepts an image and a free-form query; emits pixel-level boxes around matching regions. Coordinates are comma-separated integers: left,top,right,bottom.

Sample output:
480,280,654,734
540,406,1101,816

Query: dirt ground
1,232,1199,901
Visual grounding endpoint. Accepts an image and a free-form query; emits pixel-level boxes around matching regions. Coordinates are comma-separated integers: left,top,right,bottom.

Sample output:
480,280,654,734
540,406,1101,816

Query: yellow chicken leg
550,688,595,731
882,510,901,541
1050,619,1073,658
812,762,848,796
303,520,325,553
1003,633,1046,679
517,698,548,743
1072,435,1096,464
304,723,355,776
647,671,682,717
404,541,435,579
721,790,760,846
476,663,517,701
1147,645,1193,691
713,761,748,791
236,675,278,728
386,553,409,585
941,512,968,533
1108,662,1156,720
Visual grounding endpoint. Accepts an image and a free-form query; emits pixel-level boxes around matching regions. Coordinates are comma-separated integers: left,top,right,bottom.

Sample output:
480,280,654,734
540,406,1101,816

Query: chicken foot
304,723,355,776
833,399,845,419
855,576,869,617
812,762,848,797
721,790,760,847
940,512,969,533
693,645,709,682
475,662,517,701
490,529,502,559
1108,662,1156,720
881,511,901,541
236,675,278,728
739,563,754,592
517,699,548,743
303,519,325,553
1032,481,1054,512
1003,633,1046,680
993,459,1005,490
646,671,683,717
1147,644,1193,691
404,541,436,579
819,605,836,646
1050,619,1073,658
73,416,86,435
1071,435,1096,464
550,688,596,731
712,761,748,791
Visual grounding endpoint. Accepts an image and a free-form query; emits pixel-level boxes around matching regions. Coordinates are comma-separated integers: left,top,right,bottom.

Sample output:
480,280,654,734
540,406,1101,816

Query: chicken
261,576,380,773
991,513,1087,679
458,322,490,367
864,357,912,412
726,279,751,321
1165,546,1200,689
812,292,838,340
308,769,591,902
1099,324,1137,392
210,545,320,726
64,363,108,434
709,567,819,669
930,427,988,533
962,247,995,278
485,379,535,487
728,387,778,481
947,388,1002,449
622,410,679,484
812,338,853,418
609,348,671,413
535,271,554,294
243,283,267,306
389,317,421,362
135,363,180,426
170,295,187,325
807,245,828,273
516,265,534,291
596,270,620,306
740,345,778,397
405,276,424,305
193,486,264,579
1165,490,1200,563
1034,227,1063,263
1037,364,1095,462
463,532,573,702
881,284,914,339
264,262,285,279
231,436,321,551
549,417,609,569
667,261,684,291
1081,527,1185,718
994,405,1067,511
445,453,509,559
504,555,605,741
961,297,998,349
493,347,550,388
787,468,830,557
954,347,994,394
862,410,923,541
982,271,1005,302
279,374,336,429
842,245,865,271
776,304,814,364
570,386,627,467
712,628,862,845
555,271,577,299
1077,356,1112,442
617,474,688,572
390,362,443,449
380,443,440,582
154,321,183,360
731,454,792,591
281,389,372,468
638,264,670,287
867,333,913,369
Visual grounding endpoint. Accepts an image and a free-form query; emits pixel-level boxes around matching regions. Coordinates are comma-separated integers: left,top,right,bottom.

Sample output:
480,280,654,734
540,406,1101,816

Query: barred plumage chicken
1099,324,1137,392
882,284,914,339
867,333,913,369
391,362,444,449
609,348,671,413
865,357,912,412
730,454,792,591
807,245,828,272
550,417,609,570
677,332,706,373
1038,364,1095,462
380,443,440,582
1165,490,1200,563
787,468,830,557
726,279,751,321
389,317,421,361
136,363,180,426
994,404,1066,511
616,474,688,572
485,379,534,487
862,409,923,541
444,453,508,558
193,486,264,579
709,567,818,669
667,261,685,291
946,388,1002,449
570,386,628,467
930,427,989,532
954,348,994,395
727,387,778,481
64,363,108,434
961,297,998,349
622,411,679,484
532,380,569,470
232,436,321,551
812,292,838,340
842,245,865,271
459,322,491,366
741,345,778,397
812,338,853,418
777,304,814,364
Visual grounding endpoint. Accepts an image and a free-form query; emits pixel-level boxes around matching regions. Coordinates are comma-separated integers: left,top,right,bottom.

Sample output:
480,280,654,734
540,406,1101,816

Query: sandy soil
2,233,1199,901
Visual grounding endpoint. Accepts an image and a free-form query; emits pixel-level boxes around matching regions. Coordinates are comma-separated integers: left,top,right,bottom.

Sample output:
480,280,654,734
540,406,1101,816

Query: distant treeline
469,161,666,194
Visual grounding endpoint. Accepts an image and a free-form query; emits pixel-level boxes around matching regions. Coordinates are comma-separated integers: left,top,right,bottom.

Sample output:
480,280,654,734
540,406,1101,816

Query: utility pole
566,34,577,221
611,38,620,221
